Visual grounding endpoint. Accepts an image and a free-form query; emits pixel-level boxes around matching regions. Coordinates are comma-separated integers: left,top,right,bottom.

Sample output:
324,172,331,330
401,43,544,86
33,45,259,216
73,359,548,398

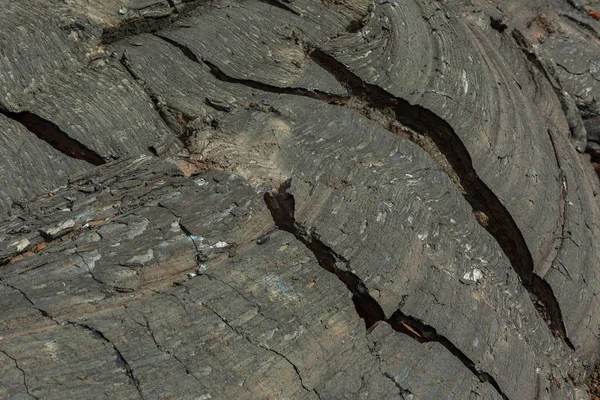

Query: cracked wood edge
155,31,572,348
0,106,106,166
264,179,510,400
0,0,598,398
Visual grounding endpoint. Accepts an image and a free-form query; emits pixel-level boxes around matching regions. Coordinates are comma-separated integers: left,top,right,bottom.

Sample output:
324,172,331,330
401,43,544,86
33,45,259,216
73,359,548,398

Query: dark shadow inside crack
0,108,106,166
263,178,386,328
131,14,573,349
263,179,510,400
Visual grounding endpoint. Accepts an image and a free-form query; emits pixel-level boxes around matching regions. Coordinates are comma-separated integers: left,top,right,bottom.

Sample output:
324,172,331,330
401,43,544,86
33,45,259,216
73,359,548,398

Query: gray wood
0,157,500,399
0,115,92,214
0,0,599,399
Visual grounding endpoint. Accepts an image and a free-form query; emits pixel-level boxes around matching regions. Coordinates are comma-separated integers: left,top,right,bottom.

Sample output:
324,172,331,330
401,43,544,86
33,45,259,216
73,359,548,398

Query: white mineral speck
463,268,483,282
11,238,30,252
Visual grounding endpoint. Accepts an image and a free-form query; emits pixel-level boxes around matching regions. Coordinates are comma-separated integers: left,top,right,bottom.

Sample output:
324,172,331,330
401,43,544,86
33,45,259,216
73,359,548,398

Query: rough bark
1,0,599,399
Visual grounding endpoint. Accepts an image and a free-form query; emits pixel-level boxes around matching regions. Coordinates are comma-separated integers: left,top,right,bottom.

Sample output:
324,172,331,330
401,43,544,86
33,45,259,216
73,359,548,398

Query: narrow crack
556,62,587,77
177,220,205,265
387,310,508,399
156,29,572,347
153,34,349,104
70,322,144,399
0,350,39,399
142,315,204,384
263,180,385,327
199,299,317,397
533,130,576,348
119,53,185,144
75,251,113,291
263,346,317,396
560,13,600,40
203,273,281,326
257,0,302,16
306,47,574,349
156,203,207,271
264,179,509,400
368,338,414,398
0,106,105,166
74,250,135,293
4,280,143,398
512,29,588,152
383,371,413,399
566,0,582,11
1,282,59,324
101,0,207,44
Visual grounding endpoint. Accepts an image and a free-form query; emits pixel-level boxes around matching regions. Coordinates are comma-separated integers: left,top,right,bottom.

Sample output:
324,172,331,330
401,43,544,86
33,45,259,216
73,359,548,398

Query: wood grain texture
314,0,600,362
0,157,502,399
0,0,599,398
320,0,563,270
0,115,92,214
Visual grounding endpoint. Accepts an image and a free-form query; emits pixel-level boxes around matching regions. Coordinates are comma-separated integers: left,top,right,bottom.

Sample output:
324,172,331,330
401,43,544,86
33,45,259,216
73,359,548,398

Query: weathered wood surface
1,0,600,399
452,0,600,172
